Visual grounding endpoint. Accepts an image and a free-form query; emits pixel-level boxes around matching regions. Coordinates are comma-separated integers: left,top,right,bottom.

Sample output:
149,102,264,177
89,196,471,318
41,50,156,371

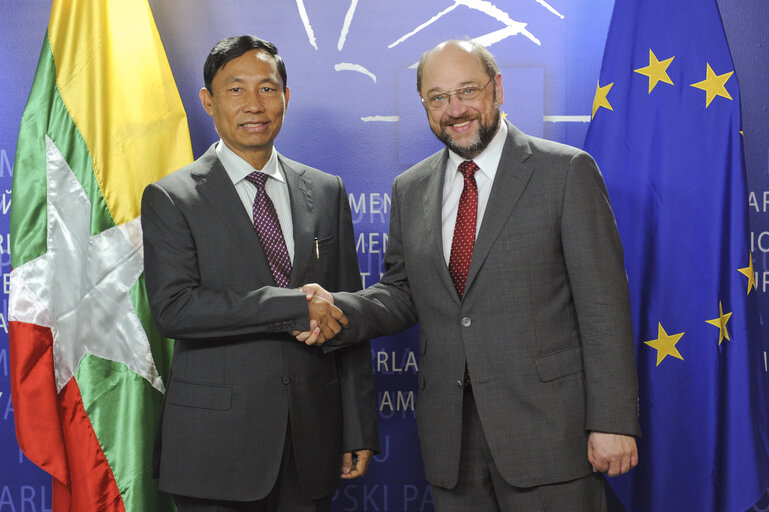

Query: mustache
440,113,477,129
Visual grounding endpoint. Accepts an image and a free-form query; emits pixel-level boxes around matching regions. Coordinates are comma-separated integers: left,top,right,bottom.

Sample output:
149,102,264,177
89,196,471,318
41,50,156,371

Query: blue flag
583,1,769,510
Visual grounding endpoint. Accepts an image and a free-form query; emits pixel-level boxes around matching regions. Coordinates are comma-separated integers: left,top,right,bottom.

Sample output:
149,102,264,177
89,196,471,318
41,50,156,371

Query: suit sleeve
331,176,419,346
331,177,380,452
141,182,310,340
560,151,641,436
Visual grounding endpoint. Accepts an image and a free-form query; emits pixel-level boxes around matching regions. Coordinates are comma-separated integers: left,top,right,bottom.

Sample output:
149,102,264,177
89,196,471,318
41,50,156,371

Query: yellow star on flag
634,49,674,93
690,63,733,107
738,253,756,294
645,323,685,367
705,301,732,345
592,81,614,119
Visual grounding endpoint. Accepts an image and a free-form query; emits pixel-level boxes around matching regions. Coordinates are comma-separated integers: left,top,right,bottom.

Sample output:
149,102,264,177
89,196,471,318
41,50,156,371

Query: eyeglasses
421,77,494,111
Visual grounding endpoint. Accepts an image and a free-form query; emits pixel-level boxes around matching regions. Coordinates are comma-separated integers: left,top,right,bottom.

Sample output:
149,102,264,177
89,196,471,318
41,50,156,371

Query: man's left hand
341,449,373,479
587,432,638,477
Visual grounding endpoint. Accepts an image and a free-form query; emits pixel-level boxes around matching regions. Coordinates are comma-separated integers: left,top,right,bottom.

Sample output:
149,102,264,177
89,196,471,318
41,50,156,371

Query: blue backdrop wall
1,1,767,511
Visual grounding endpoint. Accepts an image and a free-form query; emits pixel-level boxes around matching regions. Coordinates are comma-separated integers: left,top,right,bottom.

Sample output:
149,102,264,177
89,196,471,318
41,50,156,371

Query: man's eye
431,94,447,103
462,87,477,95
229,87,241,93
261,87,277,94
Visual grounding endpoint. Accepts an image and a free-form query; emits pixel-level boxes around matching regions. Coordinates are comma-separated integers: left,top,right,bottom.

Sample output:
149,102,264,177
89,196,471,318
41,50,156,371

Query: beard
434,105,501,160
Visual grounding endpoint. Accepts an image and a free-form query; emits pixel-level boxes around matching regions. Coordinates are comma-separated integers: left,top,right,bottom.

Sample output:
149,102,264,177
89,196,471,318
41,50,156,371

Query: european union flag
583,0,769,510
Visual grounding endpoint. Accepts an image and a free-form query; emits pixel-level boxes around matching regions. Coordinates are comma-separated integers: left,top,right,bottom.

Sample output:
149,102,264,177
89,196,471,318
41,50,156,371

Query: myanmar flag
9,1,192,510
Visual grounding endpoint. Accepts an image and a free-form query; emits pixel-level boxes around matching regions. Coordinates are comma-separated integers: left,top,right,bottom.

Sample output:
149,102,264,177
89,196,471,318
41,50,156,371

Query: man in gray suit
300,40,640,511
141,35,378,512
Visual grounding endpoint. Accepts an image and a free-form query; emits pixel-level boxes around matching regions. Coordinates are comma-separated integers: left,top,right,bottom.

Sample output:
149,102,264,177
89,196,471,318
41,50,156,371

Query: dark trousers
431,391,606,512
174,420,332,512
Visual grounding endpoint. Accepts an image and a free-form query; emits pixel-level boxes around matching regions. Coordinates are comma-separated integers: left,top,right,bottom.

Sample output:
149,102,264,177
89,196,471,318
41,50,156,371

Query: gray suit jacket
333,121,639,489
141,144,378,501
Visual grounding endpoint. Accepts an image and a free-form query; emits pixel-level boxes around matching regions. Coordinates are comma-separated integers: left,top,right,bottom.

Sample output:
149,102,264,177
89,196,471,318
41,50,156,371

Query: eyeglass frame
420,76,495,111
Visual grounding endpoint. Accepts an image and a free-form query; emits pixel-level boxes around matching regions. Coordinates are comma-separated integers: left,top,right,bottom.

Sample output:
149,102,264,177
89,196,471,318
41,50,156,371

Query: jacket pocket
316,234,336,252
534,346,583,382
166,380,232,410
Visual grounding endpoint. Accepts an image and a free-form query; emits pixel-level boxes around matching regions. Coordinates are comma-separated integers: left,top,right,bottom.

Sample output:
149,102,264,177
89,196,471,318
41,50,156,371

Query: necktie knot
458,160,478,181
245,171,269,189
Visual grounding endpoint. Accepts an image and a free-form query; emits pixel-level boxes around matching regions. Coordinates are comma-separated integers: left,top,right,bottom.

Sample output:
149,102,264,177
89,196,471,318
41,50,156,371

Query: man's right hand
303,292,347,345
292,284,341,345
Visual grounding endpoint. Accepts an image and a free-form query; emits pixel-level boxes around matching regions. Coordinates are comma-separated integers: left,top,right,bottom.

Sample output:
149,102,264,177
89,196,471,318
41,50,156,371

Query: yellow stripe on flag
48,0,192,224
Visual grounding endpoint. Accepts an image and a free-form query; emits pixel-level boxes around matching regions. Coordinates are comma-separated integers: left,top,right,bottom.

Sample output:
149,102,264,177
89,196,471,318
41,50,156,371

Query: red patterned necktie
449,160,479,298
245,171,292,288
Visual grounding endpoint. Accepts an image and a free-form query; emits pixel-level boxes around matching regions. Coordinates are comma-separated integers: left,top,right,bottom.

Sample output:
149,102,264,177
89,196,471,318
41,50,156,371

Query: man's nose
445,93,467,117
243,90,266,112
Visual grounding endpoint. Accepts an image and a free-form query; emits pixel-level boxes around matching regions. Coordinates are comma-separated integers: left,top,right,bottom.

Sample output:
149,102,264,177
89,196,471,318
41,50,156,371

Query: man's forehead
221,50,275,71
422,46,485,85
215,50,279,81
425,43,482,69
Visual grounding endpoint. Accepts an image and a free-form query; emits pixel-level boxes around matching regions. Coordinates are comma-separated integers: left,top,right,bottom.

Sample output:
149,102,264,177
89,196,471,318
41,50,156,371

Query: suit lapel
421,150,462,303
195,146,276,287
280,155,314,288
465,121,534,295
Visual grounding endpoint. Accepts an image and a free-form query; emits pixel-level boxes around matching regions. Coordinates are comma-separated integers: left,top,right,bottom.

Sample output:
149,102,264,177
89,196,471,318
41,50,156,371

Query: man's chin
435,132,481,160
445,138,483,160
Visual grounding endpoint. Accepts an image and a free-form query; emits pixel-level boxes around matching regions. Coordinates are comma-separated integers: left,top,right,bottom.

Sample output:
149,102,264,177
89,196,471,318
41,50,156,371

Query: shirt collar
446,119,508,186
216,141,285,185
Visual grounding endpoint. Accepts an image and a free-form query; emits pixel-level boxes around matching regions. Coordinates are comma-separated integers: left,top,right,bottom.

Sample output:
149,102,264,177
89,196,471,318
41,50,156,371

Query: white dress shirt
441,120,508,265
216,141,295,263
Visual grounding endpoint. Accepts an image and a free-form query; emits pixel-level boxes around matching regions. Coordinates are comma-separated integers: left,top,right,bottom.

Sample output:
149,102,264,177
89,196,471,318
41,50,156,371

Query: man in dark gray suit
141,35,378,512
300,40,640,511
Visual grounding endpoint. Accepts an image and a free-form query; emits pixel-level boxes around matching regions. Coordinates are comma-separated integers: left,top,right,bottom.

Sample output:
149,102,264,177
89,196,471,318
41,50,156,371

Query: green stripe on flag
11,35,115,268
75,355,174,511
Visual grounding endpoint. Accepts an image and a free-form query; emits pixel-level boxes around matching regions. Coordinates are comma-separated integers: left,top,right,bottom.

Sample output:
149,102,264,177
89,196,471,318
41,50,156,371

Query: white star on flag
9,135,164,393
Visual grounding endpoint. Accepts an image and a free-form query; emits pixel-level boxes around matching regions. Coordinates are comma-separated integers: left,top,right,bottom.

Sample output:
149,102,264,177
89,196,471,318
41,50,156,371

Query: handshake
292,283,345,346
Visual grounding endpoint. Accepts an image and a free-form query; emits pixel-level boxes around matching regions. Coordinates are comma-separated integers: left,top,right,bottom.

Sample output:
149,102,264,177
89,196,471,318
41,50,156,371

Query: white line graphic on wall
544,115,591,123
295,0,319,50
536,0,564,19
335,63,377,82
389,0,564,49
361,116,399,122
338,0,360,50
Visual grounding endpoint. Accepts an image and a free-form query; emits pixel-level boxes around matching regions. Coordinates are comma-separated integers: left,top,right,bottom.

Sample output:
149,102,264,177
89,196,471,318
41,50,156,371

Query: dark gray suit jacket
333,121,639,489
141,144,378,501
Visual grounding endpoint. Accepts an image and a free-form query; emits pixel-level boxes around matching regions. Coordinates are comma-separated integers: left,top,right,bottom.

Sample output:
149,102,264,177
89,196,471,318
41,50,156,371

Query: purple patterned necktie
245,171,292,288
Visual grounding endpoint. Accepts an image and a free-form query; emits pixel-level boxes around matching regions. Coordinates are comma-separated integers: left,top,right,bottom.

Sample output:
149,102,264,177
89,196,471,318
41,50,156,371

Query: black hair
203,35,287,93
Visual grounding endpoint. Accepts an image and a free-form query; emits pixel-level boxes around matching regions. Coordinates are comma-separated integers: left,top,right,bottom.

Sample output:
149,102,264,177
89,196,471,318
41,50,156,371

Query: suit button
457,380,463,389
461,317,471,327
282,376,291,385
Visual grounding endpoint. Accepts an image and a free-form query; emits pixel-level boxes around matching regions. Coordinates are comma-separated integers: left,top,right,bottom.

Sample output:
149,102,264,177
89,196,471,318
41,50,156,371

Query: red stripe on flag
9,321,68,485
59,378,125,511
10,321,126,512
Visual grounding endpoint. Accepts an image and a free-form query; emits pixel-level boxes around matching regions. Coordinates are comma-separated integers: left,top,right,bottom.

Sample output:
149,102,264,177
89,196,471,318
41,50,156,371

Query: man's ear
200,87,214,116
